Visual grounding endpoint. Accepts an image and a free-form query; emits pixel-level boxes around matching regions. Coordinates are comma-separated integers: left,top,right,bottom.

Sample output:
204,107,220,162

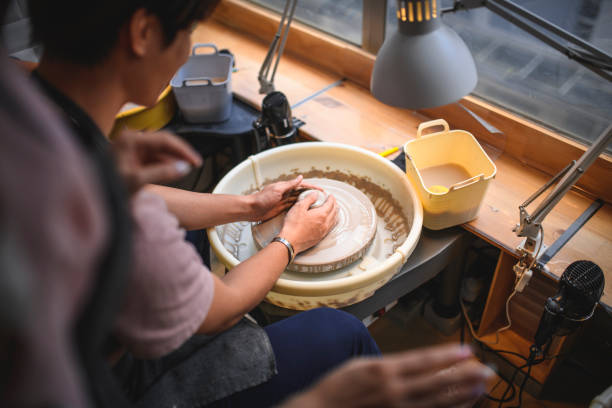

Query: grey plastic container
171,44,233,123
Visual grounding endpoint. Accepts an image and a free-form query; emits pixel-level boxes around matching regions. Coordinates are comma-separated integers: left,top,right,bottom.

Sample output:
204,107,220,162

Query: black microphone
253,91,297,150
262,91,296,144
534,260,605,352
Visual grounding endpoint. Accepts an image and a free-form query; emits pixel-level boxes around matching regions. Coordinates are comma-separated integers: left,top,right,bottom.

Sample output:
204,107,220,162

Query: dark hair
28,0,221,65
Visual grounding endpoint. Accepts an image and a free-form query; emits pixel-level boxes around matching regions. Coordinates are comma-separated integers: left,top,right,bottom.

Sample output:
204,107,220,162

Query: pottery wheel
251,178,377,273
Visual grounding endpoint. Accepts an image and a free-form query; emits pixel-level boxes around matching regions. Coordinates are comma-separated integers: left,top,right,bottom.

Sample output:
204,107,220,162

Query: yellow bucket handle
449,174,484,192
416,119,449,138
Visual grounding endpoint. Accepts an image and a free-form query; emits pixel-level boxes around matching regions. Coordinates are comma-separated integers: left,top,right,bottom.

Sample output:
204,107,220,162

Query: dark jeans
208,307,381,408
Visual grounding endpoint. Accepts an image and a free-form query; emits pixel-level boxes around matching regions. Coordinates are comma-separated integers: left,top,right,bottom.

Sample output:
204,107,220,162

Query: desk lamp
374,0,612,285
370,0,477,109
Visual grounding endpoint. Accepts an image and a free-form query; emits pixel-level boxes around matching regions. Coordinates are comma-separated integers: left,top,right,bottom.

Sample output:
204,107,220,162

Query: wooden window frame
213,0,612,203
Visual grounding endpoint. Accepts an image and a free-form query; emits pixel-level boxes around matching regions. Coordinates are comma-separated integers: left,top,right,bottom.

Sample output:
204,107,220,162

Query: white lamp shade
371,23,478,110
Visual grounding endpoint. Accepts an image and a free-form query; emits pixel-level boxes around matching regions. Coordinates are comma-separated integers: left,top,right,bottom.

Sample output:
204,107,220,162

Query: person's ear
128,8,160,57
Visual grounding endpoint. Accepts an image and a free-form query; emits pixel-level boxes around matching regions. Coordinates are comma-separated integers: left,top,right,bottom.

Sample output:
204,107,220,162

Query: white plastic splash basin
207,142,423,309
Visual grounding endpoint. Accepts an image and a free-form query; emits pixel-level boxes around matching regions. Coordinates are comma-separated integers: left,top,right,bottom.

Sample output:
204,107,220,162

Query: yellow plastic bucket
404,119,496,230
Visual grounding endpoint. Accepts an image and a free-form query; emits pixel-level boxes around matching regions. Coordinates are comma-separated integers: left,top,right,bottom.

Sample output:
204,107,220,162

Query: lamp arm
258,0,298,94
519,161,574,211
529,125,612,228
448,0,612,82
514,124,612,245
268,0,298,90
489,0,610,62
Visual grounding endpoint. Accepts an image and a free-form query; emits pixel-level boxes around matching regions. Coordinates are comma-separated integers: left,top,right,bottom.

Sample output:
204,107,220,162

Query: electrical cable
492,226,545,406
486,344,564,364
478,342,526,404
496,289,518,335
491,349,561,407
510,347,537,408
460,298,499,345
485,378,516,403
461,304,562,406
503,226,553,407
477,342,530,362
481,225,545,345
497,362,523,408
517,362,533,407
460,295,529,403
460,226,549,406
460,297,515,345
459,306,525,404
489,377,505,396
464,325,556,406
496,355,544,408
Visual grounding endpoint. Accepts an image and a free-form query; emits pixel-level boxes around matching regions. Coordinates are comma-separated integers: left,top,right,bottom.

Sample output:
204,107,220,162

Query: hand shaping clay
251,178,377,273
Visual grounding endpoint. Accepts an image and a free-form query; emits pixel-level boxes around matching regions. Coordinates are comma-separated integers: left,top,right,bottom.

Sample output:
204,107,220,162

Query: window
249,0,611,151
386,0,612,149
249,0,363,45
